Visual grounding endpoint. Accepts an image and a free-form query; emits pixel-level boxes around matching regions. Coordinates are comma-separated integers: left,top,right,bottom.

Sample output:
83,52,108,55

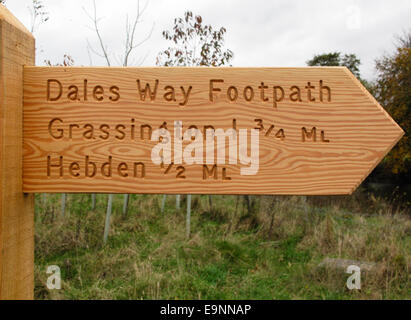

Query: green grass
34,192,410,300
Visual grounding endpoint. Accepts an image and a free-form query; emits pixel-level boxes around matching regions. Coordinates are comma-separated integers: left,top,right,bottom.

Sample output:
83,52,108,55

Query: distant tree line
306,33,411,185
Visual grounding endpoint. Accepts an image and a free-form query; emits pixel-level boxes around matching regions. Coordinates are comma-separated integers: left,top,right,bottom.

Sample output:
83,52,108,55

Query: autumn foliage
374,33,411,179
156,11,233,67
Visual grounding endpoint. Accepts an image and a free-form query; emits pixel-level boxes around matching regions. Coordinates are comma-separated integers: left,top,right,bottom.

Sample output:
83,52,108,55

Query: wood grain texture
0,5,35,300
23,66,403,195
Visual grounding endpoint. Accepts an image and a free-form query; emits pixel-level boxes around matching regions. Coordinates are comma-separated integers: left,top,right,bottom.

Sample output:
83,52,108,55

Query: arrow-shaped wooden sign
23,67,404,195
0,5,406,299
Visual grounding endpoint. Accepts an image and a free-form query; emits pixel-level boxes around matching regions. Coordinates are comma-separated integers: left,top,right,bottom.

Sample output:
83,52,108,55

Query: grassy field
34,189,410,300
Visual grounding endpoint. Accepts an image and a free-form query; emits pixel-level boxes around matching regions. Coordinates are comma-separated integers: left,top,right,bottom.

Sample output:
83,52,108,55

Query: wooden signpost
0,5,405,299
0,6,35,300
24,67,403,195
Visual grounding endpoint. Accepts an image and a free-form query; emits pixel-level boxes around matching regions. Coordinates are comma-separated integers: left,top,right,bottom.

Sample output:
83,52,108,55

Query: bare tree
28,0,49,33
84,0,154,66
83,0,154,242
157,11,234,238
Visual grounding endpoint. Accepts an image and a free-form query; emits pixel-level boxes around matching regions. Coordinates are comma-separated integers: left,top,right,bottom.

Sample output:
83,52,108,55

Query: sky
5,0,411,81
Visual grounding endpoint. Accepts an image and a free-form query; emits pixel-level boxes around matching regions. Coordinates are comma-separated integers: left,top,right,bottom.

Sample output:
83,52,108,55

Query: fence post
122,194,129,217
103,194,114,244
0,5,35,299
161,194,167,213
176,194,181,210
61,193,66,218
186,194,192,239
91,193,96,210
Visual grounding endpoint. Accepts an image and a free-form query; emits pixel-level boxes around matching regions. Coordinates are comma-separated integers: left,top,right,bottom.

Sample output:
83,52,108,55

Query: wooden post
176,195,180,210
61,193,66,218
122,194,129,217
186,194,191,239
91,193,96,210
0,5,35,300
103,194,113,244
161,194,167,213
